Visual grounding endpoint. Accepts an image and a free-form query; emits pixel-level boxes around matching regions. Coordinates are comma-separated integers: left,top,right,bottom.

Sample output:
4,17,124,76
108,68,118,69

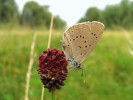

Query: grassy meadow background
0,27,133,100
1,0,133,100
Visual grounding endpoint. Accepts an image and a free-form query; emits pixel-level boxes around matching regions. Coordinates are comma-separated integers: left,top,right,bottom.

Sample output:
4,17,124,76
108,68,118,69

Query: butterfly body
61,21,105,68
67,58,81,68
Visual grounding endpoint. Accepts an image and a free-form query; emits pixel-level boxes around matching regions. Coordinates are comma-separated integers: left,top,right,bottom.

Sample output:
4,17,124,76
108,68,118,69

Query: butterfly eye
75,62,81,68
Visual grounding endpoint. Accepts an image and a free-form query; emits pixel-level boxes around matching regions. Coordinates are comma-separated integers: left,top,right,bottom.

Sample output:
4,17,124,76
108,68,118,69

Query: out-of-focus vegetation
0,0,19,23
79,0,133,29
0,30,133,100
0,0,66,29
0,0,133,100
1,0,133,30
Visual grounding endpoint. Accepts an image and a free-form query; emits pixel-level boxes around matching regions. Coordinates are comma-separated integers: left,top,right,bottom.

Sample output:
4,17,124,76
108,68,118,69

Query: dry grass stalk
25,33,37,100
41,15,54,100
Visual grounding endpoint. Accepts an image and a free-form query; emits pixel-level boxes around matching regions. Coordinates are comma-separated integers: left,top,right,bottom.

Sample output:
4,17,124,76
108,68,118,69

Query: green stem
52,91,55,100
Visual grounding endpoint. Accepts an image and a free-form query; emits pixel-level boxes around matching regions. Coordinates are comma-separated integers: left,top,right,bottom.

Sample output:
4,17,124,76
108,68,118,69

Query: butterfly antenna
79,63,87,77
79,65,88,84
78,67,84,77
81,67,84,77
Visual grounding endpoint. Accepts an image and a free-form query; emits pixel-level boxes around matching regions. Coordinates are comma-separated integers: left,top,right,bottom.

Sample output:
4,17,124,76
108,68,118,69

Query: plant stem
41,15,54,100
25,33,37,100
48,15,54,48
41,87,44,100
52,91,55,100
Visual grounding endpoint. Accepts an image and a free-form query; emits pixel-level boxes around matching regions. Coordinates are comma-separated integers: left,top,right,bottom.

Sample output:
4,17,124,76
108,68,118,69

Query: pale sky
15,0,122,26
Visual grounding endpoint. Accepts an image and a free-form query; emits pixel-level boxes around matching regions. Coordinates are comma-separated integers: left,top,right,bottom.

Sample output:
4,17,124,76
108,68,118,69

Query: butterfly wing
77,21,105,63
62,21,105,64
61,29,73,60
62,23,83,61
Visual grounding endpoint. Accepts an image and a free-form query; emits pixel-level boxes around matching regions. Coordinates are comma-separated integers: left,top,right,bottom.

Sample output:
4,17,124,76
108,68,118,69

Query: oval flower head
38,48,68,92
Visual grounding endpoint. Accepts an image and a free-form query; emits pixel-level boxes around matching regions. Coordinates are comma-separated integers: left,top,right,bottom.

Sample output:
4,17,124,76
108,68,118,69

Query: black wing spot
80,35,82,38
68,45,69,46
76,36,78,38
94,34,96,36
96,37,97,38
91,33,93,35
70,39,71,41
85,46,87,48
73,39,75,40
84,41,86,43
82,36,84,38
78,46,81,48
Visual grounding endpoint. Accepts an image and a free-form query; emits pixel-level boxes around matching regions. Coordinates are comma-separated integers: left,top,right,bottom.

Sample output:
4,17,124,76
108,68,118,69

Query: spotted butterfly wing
61,21,105,67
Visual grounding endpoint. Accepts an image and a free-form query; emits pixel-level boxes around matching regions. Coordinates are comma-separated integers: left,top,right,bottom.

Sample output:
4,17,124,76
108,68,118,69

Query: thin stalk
48,15,54,48
41,15,54,100
25,33,37,100
52,91,55,100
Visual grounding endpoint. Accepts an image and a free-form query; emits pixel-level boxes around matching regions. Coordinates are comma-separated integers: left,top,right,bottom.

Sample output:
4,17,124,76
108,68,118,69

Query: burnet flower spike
38,48,68,92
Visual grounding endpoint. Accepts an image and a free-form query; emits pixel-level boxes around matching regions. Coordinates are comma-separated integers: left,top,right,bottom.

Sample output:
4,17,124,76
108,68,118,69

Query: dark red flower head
38,48,68,92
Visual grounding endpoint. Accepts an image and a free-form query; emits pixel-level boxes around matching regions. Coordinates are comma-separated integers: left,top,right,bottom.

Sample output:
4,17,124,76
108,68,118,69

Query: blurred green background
0,0,133,100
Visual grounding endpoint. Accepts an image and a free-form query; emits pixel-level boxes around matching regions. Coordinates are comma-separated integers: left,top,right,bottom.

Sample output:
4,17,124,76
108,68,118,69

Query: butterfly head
75,62,81,68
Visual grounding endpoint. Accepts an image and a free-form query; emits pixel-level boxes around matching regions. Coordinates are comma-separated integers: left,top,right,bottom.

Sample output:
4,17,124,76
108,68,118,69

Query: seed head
38,48,68,92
